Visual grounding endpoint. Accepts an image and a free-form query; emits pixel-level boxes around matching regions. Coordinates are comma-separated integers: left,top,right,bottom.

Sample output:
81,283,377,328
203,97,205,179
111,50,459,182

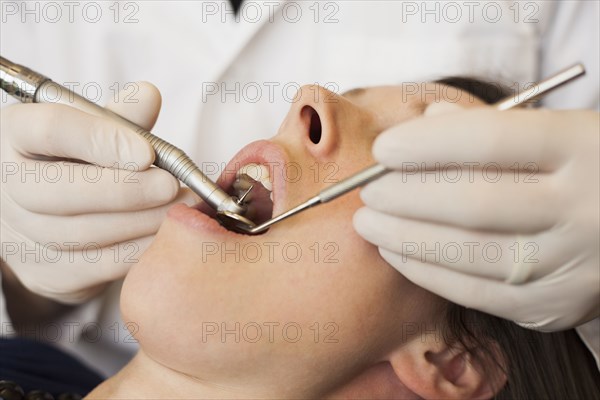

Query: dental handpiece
220,63,586,234
0,56,245,216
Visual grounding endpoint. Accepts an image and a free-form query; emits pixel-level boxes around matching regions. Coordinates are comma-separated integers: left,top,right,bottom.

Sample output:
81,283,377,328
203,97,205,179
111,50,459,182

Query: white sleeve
539,0,599,110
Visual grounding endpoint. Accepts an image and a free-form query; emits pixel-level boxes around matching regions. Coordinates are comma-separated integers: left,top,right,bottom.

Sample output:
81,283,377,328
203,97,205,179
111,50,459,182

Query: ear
388,331,507,399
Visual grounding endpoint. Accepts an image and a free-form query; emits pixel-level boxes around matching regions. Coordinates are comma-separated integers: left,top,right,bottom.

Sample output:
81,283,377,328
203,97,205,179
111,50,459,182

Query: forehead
342,84,485,129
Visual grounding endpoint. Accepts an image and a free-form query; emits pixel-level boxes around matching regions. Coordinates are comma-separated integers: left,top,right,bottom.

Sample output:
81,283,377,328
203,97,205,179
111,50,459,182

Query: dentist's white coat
1,0,598,376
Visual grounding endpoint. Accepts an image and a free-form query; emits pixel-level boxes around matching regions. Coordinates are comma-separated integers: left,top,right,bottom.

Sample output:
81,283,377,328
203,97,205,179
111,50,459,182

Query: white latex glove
1,82,197,304
354,103,600,332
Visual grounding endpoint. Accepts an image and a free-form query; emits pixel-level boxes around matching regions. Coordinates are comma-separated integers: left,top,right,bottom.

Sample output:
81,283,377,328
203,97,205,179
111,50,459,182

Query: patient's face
121,84,484,395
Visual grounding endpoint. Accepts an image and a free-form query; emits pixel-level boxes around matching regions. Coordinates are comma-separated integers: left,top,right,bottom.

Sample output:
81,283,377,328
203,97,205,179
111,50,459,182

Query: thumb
105,81,162,131
424,99,466,117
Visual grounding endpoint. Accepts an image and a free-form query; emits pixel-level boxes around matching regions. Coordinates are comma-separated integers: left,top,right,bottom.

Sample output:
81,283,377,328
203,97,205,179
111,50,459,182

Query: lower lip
167,203,234,236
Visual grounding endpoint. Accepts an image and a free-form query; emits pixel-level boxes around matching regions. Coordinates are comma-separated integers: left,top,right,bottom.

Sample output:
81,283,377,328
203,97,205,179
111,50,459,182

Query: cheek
120,224,217,373
121,221,250,375
285,192,406,324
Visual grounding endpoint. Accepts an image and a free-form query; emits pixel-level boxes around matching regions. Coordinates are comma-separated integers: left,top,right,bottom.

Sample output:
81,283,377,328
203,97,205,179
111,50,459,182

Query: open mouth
189,140,287,235
230,163,274,226
188,167,274,235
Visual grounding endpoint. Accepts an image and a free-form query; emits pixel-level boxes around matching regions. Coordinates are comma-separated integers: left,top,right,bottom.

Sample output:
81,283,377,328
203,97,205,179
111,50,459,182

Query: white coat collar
203,0,286,81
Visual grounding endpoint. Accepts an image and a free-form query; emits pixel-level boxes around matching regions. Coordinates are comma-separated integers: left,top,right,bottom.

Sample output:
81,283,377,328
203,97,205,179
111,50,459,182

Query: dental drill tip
236,185,254,205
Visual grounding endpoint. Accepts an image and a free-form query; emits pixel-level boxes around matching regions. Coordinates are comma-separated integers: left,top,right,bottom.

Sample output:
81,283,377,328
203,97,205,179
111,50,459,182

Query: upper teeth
235,163,273,191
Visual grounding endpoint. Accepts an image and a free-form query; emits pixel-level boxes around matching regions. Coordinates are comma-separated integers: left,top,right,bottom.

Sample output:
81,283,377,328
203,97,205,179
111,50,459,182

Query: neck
86,350,419,399
86,350,276,399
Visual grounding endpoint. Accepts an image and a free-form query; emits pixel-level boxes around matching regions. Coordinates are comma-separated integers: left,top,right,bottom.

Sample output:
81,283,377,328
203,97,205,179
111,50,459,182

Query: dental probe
220,63,586,234
0,56,247,216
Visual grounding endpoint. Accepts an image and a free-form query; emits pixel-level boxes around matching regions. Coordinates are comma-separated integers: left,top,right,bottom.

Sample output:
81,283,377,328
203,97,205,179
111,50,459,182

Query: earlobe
388,333,507,399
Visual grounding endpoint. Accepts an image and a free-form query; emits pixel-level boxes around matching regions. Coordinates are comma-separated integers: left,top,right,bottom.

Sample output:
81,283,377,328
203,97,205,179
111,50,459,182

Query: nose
286,84,343,160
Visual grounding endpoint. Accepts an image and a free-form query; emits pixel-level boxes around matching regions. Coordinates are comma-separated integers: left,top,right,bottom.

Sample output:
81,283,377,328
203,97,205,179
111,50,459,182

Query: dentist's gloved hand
1,82,197,304
354,104,600,331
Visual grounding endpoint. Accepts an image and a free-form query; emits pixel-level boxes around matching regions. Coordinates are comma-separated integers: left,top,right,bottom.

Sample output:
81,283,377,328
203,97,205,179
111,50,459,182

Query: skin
88,84,493,398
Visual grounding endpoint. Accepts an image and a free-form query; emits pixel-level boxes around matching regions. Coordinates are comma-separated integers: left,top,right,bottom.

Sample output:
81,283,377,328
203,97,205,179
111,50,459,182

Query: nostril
309,108,322,144
302,105,322,144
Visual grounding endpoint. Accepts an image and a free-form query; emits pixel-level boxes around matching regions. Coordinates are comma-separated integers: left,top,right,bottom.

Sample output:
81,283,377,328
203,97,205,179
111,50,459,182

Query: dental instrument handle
317,164,389,202
495,63,585,111
0,56,244,215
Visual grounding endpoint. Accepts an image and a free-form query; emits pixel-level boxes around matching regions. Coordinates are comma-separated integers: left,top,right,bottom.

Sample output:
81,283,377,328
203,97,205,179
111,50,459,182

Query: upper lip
216,140,289,218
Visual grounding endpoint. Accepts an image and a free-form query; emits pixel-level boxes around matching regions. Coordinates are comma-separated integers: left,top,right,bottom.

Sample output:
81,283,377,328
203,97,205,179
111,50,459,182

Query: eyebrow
340,87,366,98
